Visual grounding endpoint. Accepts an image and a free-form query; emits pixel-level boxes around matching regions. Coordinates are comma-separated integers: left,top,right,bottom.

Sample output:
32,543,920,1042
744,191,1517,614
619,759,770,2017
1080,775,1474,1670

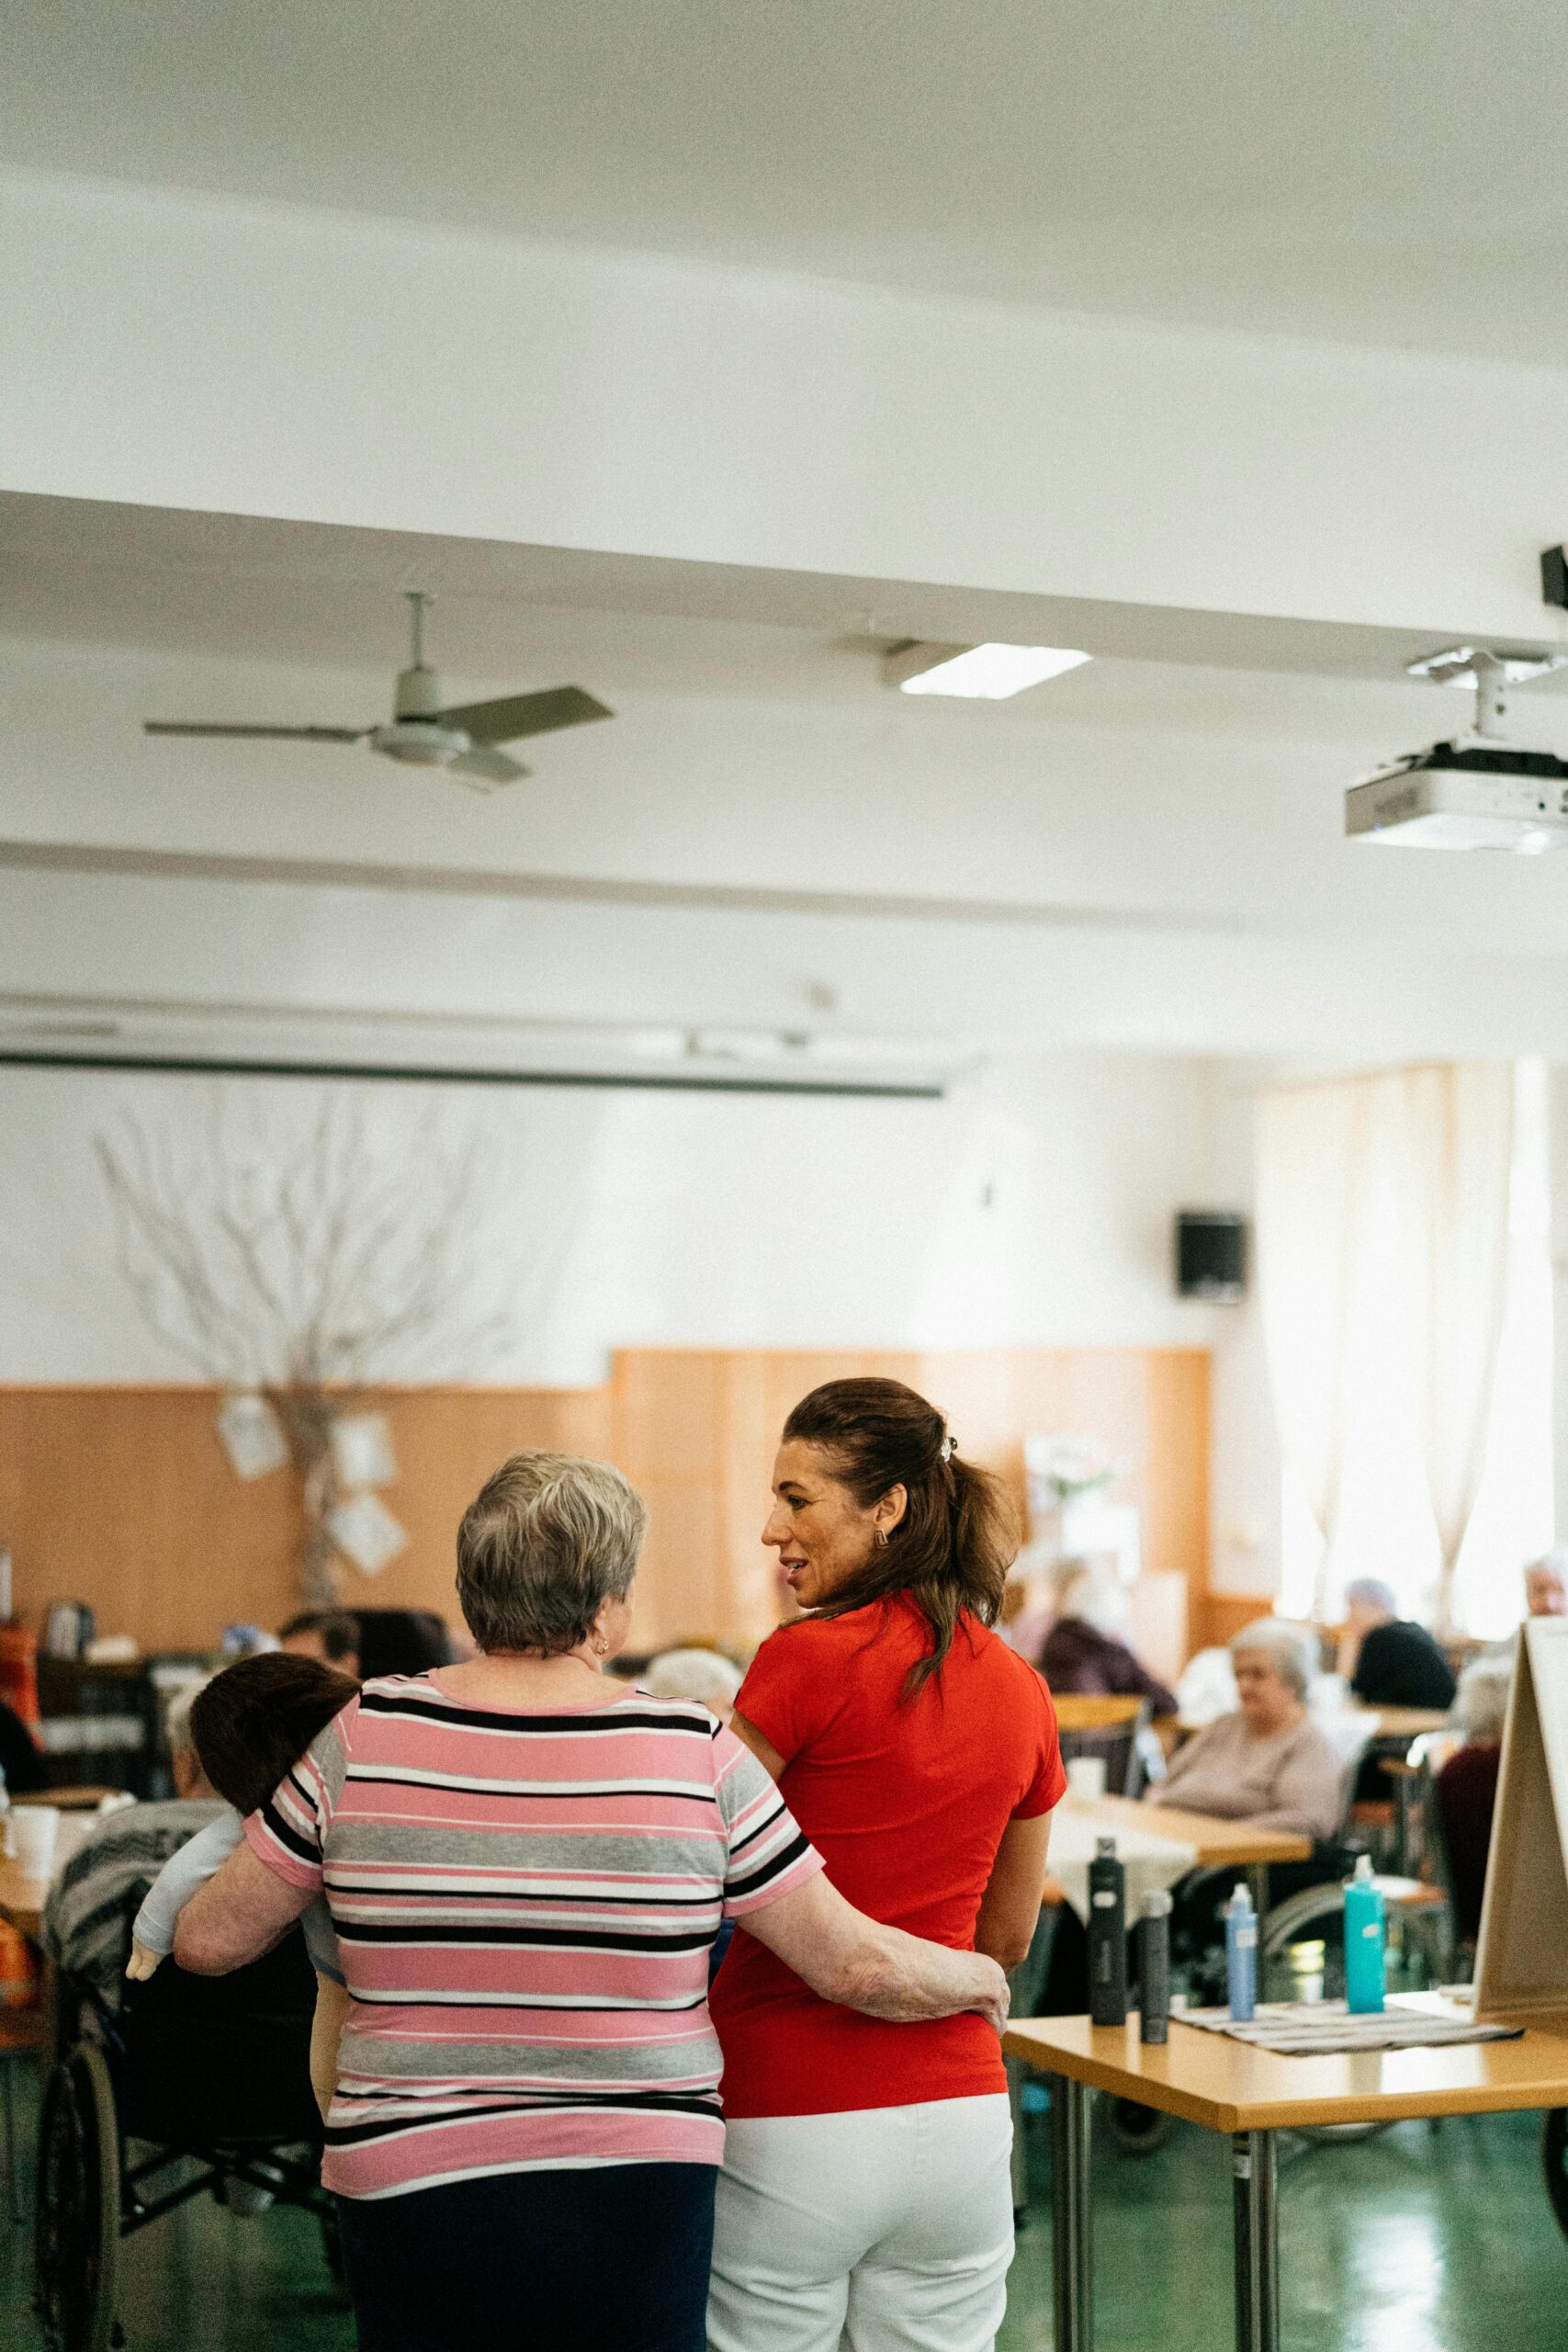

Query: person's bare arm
730,1711,786,1781
309,1976,353,2121
974,1812,1054,1974
173,1844,314,1973
742,1870,1010,2036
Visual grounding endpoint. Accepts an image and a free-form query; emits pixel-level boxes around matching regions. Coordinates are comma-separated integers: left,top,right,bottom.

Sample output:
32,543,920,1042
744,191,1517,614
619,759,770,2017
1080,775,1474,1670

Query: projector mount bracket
1404,644,1568,741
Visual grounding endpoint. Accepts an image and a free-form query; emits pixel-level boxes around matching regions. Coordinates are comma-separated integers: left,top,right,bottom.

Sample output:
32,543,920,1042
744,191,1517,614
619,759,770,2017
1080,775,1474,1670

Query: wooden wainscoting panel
1,1347,1215,1661
1190,1590,1278,1654
0,1386,302,1651
0,1385,612,1654
1144,1351,1212,1579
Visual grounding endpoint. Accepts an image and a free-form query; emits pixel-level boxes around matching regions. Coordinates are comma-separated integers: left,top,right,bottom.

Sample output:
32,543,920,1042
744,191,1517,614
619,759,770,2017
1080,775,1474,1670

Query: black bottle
1139,1888,1172,2044
1088,1836,1128,2027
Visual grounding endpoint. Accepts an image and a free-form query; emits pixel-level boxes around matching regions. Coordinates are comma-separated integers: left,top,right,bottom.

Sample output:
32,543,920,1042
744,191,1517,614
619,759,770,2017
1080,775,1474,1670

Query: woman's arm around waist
741,1870,1010,2037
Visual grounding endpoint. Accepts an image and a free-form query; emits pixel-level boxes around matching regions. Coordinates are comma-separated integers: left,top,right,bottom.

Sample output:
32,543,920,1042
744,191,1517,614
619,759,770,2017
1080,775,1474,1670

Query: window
1277,1061,1552,1635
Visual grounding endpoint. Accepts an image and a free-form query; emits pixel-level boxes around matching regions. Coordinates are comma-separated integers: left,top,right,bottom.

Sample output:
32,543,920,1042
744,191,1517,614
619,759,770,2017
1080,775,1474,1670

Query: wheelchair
34,1902,337,2352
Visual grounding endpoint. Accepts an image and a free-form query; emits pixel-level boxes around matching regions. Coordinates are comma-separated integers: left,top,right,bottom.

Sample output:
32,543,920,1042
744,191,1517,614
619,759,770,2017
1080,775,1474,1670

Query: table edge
1003,2018,1568,2132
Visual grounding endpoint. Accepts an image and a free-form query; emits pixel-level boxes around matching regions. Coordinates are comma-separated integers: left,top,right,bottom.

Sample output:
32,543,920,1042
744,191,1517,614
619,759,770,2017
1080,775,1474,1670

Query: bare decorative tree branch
97,1094,513,1602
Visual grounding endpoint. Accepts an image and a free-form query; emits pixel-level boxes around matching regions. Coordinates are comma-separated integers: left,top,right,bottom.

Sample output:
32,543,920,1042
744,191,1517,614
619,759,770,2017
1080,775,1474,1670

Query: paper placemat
1179,1996,1521,2056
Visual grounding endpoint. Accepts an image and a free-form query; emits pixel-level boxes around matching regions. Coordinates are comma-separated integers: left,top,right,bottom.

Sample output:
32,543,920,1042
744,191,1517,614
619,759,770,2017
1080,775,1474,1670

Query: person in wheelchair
1038,1623,1347,2017
36,1671,358,2352
127,1650,359,2116
1156,1622,1355,2005
43,1683,227,2011
1154,1619,1342,1842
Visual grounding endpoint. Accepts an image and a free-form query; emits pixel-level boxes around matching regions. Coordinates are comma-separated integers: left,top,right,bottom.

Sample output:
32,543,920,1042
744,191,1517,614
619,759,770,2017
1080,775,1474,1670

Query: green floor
1,2086,1562,2347
1002,2104,1564,2351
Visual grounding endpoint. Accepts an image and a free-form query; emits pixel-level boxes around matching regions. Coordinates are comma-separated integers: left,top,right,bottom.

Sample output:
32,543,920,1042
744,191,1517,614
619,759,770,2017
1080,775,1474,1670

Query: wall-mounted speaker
1175,1211,1247,1302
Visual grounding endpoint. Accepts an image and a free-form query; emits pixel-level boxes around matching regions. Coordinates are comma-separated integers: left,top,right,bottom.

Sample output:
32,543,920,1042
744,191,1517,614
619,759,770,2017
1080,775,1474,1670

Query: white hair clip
940,1434,956,1463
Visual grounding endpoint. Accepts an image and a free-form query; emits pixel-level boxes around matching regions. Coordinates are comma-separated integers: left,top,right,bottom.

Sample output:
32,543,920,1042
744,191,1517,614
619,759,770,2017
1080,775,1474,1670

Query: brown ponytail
781,1376,1018,1692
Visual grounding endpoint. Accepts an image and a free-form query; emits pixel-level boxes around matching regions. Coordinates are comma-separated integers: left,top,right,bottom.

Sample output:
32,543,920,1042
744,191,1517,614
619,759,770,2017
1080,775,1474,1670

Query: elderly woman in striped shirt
177,1453,1008,2352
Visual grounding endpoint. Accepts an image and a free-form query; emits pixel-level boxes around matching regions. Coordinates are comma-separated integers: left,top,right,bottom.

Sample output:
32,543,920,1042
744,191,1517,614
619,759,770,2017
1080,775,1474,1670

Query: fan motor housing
370,721,471,766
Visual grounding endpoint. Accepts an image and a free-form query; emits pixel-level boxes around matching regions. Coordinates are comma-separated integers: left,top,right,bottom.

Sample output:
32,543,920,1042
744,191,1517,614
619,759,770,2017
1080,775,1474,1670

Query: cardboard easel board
1474,1618,1568,2018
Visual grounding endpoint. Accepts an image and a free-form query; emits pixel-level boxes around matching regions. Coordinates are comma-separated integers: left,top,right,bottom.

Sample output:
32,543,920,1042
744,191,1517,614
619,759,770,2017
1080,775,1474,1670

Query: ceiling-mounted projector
1346,648,1568,853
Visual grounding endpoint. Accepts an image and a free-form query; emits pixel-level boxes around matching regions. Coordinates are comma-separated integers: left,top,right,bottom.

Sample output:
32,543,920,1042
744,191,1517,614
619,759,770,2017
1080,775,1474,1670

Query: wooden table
1005,2000,1568,2352
17,1786,125,1814
1065,1793,1311,1917
0,1856,49,1940
1071,1793,1311,1870
1176,1708,1451,1744
1355,1706,1450,1741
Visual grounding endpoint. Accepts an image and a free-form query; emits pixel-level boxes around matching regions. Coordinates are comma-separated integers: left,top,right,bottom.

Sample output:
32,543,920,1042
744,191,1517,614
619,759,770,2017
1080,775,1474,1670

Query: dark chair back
353,1609,456,1680
1054,1694,1151,1796
119,1925,321,2148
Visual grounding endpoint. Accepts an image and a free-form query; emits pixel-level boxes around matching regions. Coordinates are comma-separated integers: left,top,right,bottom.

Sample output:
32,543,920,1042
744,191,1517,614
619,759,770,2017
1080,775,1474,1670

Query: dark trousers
336,2163,717,2352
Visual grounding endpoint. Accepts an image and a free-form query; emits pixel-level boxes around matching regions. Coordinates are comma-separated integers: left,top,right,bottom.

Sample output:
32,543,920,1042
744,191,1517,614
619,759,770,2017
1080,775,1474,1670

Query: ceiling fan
144,592,614,788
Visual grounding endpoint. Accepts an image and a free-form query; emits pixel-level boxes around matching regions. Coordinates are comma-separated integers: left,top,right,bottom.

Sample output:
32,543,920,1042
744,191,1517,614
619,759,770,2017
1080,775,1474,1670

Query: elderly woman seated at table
1149,1620,1342,1842
1037,1559,1179,1714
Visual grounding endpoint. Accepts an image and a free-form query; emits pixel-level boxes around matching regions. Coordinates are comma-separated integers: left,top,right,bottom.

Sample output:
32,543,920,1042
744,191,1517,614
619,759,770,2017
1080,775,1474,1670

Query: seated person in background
997,1566,1053,1661
128,1651,358,2118
44,1684,225,2006
278,1609,362,1679
642,1648,743,1723
1434,1657,1512,1946
1039,1559,1179,1714
0,1695,48,1796
1337,1577,1457,1710
1151,1620,1342,1840
642,1649,747,1980
1524,1553,1567,1618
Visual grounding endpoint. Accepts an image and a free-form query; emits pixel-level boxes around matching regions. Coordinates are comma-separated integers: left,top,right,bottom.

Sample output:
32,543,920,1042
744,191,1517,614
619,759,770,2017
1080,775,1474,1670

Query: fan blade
433,685,613,745
448,746,530,789
144,722,366,742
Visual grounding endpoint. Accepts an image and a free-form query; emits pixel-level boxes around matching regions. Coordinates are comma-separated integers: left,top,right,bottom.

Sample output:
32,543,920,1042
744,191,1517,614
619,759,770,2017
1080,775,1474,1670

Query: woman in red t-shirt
708,1378,1065,2352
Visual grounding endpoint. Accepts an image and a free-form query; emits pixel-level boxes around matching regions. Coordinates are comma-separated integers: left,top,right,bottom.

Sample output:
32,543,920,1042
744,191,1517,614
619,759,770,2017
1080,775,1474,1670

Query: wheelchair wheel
1546,2110,1568,2242
1105,2098,1175,2155
34,2045,121,2352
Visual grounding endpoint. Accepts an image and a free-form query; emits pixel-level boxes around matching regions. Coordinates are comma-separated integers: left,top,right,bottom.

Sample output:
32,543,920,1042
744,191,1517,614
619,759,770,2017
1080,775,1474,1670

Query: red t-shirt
710,1593,1065,2118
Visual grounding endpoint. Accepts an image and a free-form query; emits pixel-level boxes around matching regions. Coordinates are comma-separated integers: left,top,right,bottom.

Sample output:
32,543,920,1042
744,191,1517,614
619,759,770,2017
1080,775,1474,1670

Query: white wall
0,1052,1235,1385
0,1050,1285,1593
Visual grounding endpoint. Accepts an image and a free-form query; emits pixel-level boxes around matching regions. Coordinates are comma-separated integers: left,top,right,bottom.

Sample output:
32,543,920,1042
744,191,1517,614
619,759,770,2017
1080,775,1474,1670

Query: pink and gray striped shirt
245,1673,822,2199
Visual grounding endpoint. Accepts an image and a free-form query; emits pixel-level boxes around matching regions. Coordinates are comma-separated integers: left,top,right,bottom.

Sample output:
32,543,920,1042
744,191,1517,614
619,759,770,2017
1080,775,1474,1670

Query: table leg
1232,2130,1280,2352
1247,1862,1270,1924
1050,2073,1094,2352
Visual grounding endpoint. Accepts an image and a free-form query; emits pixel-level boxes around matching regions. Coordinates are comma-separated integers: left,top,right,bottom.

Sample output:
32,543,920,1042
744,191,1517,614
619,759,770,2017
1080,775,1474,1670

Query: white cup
1066,1756,1108,1802
8,1805,61,1874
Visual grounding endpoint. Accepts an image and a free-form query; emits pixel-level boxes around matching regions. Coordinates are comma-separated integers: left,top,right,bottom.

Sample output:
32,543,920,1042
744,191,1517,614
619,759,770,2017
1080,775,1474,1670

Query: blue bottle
1344,1854,1386,2015
1224,1883,1258,2022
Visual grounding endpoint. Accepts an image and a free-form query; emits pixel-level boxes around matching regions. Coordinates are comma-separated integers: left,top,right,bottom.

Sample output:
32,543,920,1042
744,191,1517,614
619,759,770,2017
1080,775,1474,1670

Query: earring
592,1635,608,1656
875,1526,889,1549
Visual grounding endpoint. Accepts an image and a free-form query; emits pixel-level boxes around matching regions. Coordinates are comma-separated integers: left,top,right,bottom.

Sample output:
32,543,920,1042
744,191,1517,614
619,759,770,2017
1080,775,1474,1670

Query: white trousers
707,2093,1014,2352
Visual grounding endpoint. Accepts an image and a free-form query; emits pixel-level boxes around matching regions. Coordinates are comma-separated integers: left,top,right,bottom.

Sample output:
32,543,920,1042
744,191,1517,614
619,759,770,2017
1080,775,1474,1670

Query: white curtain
1258,1064,1517,1629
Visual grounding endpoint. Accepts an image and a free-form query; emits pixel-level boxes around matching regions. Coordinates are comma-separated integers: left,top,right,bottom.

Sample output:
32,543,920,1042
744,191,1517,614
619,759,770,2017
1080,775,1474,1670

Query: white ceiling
6,0,1568,366
6,492,1568,1088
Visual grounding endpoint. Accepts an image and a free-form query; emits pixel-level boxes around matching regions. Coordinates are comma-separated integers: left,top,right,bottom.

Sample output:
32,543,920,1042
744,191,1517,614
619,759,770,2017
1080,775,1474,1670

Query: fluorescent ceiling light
883,641,1091,699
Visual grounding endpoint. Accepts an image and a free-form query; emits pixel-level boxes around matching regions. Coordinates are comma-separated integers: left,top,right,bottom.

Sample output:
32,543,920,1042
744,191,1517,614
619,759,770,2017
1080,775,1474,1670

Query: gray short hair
1231,1617,1316,1701
164,1682,208,1756
643,1648,743,1715
457,1453,649,1656
1455,1657,1511,1743
1344,1577,1398,1617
